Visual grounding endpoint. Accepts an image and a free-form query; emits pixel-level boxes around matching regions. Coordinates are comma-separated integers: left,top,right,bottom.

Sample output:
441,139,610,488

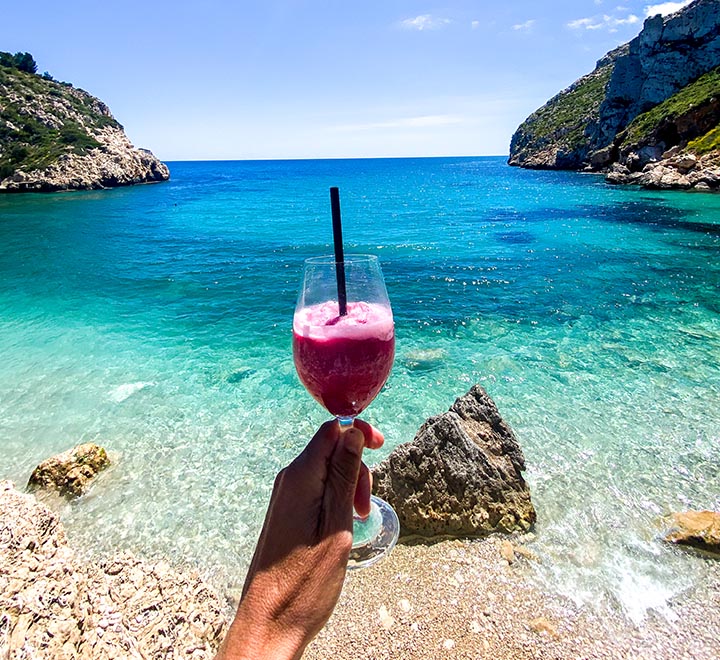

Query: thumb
323,427,365,533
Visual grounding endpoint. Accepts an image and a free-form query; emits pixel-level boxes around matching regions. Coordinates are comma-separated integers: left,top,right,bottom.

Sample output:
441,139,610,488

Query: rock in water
27,443,110,497
663,510,720,554
372,385,536,537
402,348,447,372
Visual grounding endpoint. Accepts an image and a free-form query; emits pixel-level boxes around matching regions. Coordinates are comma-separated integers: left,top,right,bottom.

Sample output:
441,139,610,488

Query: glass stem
337,416,355,429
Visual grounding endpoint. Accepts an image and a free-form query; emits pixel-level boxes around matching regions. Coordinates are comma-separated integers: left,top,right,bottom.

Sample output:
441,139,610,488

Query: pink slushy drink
293,301,395,418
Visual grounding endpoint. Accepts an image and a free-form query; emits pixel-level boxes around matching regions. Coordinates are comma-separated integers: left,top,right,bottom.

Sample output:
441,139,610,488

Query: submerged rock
372,385,536,537
402,348,447,372
27,442,110,497
663,510,720,554
226,367,256,383
0,481,226,659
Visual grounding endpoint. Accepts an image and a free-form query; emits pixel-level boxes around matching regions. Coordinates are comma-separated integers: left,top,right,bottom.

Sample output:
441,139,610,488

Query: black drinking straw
330,187,348,316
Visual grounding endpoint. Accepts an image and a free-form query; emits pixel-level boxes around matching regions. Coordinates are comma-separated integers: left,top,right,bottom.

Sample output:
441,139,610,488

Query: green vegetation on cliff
0,61,121,179
508,49,620,169
520,66,612,152
687,125,720,154
0,51,37,74
509,0,720,180
620,66,720,150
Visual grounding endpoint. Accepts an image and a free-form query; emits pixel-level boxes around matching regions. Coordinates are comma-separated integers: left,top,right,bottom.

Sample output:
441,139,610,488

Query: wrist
217,597,307,660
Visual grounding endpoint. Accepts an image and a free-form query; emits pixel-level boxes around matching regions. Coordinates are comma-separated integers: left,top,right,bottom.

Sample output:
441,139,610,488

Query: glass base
348,495,400,569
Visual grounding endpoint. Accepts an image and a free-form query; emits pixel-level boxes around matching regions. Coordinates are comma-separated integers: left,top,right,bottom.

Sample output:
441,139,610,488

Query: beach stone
27,443,110,497
372,385,536,537
0,481,226,659
529,617,559,638
500,540,516,564
663,510,720,554
377,605,395,630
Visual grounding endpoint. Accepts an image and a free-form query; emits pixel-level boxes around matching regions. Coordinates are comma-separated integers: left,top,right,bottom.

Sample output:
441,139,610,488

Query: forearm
215,602,307,660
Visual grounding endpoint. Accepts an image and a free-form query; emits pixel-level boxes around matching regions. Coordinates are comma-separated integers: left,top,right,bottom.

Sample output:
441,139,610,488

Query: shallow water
0,157,718,619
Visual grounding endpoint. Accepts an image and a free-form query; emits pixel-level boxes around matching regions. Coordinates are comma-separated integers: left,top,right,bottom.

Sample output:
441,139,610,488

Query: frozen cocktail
293,300,395,418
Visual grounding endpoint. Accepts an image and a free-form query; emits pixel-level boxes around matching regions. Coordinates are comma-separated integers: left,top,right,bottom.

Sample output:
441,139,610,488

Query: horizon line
159,154,510,163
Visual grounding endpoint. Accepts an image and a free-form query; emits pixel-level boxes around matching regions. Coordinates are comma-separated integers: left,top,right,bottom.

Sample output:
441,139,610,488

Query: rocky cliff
0,56,169,192
509,0,720,190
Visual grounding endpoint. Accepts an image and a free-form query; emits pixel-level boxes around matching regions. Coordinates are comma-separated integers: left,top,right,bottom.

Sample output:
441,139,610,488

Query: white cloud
644,1,692,17
568,17,603,29
471,20,480,30
615,14,640,25
331,115,463,132
568,13,639,31
400,15,451,31
512,19,536,32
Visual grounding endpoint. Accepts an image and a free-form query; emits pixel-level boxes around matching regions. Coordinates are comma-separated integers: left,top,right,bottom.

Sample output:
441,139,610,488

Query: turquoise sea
1,157,718,620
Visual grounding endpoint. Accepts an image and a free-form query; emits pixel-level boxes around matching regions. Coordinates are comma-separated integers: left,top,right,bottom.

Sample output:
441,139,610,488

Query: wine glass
292,254,400,568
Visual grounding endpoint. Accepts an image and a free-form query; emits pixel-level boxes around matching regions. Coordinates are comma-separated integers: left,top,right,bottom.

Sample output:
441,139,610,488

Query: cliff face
508,47,624,170
0,62,169,192
595,0,720,149
508,0,720,190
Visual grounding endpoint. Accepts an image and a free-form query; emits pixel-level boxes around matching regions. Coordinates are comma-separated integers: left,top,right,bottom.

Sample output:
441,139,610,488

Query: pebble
530,617,559,638
514,545,540,562
378,605,395,630
500,540,516,564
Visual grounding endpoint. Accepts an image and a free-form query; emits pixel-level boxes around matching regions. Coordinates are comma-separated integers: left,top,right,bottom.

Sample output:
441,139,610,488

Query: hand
215,419,384,660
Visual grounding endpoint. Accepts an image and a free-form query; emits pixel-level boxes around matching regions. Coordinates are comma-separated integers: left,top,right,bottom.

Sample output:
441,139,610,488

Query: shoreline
307,536,720,659
3,481,719,659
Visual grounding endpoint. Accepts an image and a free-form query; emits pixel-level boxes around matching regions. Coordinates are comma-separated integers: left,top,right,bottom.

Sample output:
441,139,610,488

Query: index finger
353,418,384,450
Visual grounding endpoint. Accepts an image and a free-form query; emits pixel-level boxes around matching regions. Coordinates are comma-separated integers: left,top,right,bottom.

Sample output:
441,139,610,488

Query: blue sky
0,0,693,160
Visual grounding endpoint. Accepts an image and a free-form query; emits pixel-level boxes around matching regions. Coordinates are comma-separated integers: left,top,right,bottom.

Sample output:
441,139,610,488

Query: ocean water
0,157,718,620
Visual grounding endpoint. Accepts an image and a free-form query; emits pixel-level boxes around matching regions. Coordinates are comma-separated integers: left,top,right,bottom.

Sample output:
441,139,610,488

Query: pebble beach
307,538,720,660
2,480,720,659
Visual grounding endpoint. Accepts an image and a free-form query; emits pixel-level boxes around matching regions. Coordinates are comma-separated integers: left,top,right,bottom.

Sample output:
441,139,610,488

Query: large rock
372,385,536,537
663,510,720,554
0,481,227,659
605,151,720,190
27,443,110,497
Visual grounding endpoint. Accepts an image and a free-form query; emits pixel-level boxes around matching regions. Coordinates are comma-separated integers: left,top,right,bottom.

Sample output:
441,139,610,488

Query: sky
0,0,694,160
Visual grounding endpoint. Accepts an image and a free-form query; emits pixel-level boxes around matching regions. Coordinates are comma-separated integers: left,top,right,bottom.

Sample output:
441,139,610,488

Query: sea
1,157,718,621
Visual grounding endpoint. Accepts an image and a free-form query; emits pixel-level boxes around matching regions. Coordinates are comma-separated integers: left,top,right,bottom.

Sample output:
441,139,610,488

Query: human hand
215,419,383,660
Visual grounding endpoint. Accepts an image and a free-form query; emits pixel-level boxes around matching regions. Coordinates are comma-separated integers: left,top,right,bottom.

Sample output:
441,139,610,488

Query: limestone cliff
0,56,169,192
508,47,624,170
509,0,720,191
